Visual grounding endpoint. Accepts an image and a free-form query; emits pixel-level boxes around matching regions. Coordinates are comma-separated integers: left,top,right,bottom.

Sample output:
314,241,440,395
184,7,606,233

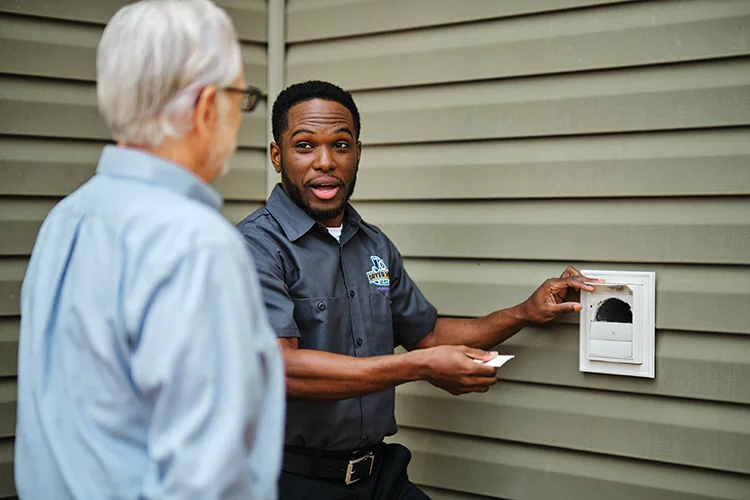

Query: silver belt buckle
345,451,375,485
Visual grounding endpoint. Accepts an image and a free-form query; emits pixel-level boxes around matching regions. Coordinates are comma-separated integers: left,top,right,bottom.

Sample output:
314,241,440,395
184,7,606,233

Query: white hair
96,0,243,147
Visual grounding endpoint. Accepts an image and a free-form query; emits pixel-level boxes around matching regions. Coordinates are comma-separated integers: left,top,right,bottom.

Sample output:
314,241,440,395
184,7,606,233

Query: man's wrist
511,301,533,325
404,348,431,382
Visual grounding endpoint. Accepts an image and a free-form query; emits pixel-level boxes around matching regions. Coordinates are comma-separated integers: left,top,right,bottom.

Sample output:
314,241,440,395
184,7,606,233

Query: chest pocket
292,296,349,354
369,294,394,354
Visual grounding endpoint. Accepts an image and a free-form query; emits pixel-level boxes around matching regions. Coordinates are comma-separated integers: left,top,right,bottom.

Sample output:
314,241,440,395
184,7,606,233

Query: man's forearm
417,267,595,351
282,348,429,400
421,303,530,351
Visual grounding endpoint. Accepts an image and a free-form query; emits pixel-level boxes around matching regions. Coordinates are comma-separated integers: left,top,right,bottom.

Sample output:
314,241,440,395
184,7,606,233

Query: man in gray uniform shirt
238,80,596,500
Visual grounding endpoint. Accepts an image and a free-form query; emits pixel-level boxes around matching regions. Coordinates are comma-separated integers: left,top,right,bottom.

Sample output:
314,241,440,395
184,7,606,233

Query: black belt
282,443,382,485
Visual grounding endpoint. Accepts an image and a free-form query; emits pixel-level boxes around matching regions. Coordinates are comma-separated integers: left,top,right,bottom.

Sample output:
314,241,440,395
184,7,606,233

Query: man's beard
209,149,232,178
207,97,237,179
208,125,236,179
280,162,357,223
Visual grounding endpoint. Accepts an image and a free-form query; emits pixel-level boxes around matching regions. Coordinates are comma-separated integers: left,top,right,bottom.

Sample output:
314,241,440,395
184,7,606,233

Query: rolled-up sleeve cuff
275,327,301,338
396,305,438,347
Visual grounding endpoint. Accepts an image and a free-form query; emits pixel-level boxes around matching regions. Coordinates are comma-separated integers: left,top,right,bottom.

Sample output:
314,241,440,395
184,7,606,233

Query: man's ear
270,142,282,173
356,141,362,166
194,86,219,138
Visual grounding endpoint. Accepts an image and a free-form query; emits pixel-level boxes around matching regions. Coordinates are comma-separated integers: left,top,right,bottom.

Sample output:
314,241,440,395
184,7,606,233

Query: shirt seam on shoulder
242,209,273,225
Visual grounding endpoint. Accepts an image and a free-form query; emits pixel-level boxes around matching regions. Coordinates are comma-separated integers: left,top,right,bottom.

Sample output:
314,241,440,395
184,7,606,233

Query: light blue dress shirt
15,146,285,499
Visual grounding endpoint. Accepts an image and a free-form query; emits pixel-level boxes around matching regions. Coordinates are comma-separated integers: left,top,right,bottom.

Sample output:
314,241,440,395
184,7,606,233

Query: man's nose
314,146,334,171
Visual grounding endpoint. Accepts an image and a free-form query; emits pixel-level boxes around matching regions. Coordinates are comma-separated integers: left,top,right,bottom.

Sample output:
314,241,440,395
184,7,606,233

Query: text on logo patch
366,256,390,287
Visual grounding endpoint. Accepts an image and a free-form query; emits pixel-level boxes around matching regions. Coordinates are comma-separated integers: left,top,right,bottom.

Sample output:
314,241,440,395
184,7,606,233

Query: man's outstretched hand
519,266,602,324
422,345,499,396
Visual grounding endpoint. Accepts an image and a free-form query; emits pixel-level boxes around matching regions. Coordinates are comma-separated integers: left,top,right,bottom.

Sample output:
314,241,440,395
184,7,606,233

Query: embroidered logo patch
366,255,390,287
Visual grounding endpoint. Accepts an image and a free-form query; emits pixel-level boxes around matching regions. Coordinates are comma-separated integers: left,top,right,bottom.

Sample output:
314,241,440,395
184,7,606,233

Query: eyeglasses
222,85,262,112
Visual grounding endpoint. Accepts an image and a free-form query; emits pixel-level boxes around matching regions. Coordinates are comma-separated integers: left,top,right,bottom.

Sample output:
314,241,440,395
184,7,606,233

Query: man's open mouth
307,179,343,201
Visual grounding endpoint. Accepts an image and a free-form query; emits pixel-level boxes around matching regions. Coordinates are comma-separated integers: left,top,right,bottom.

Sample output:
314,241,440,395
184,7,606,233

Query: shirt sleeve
128,239,285,500
385,237,438,347
240,228,300,338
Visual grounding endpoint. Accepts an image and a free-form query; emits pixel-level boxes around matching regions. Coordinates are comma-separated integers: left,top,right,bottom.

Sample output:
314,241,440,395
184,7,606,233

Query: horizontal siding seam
286,0,638,44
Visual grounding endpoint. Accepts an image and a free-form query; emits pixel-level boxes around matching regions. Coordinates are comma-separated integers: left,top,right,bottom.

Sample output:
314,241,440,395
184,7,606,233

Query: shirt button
363,436,369,443
349,290,356,298
317,302,326,311
356,337,363,346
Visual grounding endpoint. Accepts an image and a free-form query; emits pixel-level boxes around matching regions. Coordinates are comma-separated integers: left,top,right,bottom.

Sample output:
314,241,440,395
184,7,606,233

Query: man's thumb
463,347,498,362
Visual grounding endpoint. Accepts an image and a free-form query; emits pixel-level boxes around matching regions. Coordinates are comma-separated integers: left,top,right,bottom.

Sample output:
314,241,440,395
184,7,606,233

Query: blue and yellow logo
366,255,390,287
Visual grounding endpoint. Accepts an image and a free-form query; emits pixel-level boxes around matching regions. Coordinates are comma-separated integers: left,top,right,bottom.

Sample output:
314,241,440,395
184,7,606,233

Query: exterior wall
286,1,750,499
0,1,268,497
1,1,749,499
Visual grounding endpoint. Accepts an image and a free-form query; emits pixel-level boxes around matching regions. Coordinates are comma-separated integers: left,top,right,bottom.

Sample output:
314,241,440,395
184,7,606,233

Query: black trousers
279,443,431,500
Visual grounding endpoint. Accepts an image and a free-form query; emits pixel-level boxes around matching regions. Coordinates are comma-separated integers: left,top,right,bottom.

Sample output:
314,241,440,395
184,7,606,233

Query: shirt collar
95,145,224,211
266,184,362,242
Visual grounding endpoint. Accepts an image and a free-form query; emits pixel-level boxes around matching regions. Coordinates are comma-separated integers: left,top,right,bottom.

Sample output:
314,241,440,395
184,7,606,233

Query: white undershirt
326,225,343,242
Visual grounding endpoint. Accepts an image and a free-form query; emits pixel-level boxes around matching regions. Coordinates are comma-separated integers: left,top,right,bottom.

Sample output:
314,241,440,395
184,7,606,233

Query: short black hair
271,80,361,143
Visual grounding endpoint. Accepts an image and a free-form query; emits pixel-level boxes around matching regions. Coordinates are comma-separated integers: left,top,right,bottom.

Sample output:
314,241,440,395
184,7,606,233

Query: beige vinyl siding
0,2,268,497
287,0,750,498
287,0,639,43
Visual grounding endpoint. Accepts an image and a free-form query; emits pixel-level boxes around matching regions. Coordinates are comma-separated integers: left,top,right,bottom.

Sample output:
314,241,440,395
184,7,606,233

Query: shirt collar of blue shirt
266,183,365,243
95,145,224,211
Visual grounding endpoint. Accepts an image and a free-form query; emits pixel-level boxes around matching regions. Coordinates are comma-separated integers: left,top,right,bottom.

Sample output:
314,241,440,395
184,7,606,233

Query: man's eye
334,142,350,149
295,143,312,149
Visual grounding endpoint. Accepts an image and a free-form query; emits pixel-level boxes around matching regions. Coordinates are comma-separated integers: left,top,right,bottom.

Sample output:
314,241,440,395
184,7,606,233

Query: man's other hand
519,266,602,324
421,345,499,396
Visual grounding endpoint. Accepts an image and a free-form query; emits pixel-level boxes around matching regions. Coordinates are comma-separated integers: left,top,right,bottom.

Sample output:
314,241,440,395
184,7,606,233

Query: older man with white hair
13,1,284,498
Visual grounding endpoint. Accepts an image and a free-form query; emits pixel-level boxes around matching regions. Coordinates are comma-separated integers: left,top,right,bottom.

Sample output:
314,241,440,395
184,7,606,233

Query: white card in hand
474,354,515,368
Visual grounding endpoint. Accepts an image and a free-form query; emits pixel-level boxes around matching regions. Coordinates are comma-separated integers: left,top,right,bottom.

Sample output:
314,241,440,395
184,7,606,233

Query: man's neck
118,142,213,183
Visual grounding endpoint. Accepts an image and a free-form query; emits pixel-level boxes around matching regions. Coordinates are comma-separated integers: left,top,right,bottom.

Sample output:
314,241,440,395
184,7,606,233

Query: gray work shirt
237,185,437,451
